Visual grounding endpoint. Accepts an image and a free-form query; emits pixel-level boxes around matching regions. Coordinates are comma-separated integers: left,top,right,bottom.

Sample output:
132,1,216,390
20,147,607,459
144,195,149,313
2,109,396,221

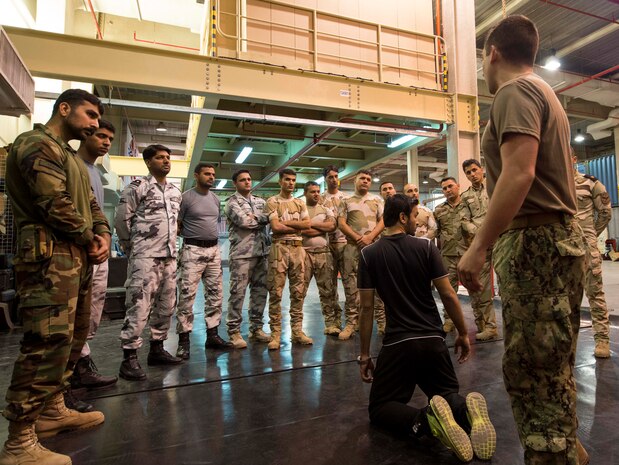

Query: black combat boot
71,355,118,390
63,387,93,413
119,349,147,381
205,327,234,350
176,332,191,360
147,340,183,366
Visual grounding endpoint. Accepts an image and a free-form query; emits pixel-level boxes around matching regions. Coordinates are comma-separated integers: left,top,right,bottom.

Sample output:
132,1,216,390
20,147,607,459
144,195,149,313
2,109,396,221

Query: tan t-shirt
482,73,576,217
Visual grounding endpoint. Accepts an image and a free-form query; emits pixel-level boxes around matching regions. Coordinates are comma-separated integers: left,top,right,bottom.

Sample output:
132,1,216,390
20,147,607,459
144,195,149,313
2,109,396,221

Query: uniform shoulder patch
128,179,144,188
600,192,611,205
584,174,598,182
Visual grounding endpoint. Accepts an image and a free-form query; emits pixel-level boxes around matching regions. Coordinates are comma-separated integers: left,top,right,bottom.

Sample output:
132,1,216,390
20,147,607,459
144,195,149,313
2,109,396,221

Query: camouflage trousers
303,249,337,328
176,244,223,333
121,256,177,350
226,255,268,335
4,242,93,422
583,232,609,343
442,255,496,331
80,259,109,358
494,219,585,465
267,242,306,333
329,242,346,327
341,243,385,327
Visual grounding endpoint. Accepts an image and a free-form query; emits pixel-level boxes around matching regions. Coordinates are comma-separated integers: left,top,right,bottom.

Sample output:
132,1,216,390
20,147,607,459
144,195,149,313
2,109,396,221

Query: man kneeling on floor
356,194,496,462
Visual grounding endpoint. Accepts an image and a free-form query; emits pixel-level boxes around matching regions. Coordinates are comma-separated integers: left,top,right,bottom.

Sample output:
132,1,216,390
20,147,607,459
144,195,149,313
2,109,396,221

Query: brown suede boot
267,332,281,351
35,392,104,439
291,330,313,345
0,421,71,465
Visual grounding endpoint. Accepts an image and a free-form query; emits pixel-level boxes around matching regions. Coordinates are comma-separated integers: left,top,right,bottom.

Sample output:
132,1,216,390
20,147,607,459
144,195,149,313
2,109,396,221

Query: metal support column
407,148,419,186
442,0,480,188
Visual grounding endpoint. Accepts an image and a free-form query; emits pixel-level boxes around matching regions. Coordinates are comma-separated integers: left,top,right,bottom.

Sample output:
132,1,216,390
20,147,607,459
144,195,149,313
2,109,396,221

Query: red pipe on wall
133,31,200,52
87,0,104,40
555,64,619,94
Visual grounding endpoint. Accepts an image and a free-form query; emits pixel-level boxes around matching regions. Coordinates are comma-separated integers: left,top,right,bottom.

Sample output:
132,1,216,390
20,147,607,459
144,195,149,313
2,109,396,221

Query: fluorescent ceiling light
155,122,167,132
422,176,429,185
574,129,585,143
372,177,380,182
216,180,227,189
388,135,415,148
315,176,324,184
544,51,561,71
235,146,253,164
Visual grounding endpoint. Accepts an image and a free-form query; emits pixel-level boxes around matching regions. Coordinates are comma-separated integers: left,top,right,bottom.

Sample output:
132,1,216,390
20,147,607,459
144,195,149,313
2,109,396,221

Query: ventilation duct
587,108,619,140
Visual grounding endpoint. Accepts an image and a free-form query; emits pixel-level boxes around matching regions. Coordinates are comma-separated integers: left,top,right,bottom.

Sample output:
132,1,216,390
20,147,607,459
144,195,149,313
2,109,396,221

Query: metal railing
214,0,446,91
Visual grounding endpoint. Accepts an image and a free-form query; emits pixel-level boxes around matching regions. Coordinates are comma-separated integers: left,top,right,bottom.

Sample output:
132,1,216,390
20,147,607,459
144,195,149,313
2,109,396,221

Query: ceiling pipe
555,64,619,94
539,0,619,25
87,0,103,40
338,118,444,133
252,127,338,190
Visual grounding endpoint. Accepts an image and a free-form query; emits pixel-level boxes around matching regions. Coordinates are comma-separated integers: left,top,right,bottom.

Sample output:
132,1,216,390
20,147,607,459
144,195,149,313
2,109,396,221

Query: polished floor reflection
0,267,618,465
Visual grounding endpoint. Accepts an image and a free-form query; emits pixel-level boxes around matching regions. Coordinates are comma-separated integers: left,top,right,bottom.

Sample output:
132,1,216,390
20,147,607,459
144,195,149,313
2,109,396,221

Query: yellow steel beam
108,156,189,178
5,26,460,124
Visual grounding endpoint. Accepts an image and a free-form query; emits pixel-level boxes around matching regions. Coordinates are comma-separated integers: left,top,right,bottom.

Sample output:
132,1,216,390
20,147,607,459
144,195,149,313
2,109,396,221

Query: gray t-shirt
179,188,220,240
82,159,104,208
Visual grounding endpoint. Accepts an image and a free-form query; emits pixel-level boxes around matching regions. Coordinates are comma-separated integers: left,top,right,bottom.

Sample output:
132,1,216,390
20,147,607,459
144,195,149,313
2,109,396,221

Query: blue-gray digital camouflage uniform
225,192,270,336
4,124,110,422
115,174,182,350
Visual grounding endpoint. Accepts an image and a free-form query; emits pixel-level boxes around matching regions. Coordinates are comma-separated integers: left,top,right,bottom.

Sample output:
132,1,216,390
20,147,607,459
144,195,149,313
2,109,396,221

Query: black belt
184,238,218,248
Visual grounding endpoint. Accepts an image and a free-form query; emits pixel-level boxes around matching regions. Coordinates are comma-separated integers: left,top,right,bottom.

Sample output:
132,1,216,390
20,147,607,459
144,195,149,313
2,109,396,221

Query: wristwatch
357,355,370,365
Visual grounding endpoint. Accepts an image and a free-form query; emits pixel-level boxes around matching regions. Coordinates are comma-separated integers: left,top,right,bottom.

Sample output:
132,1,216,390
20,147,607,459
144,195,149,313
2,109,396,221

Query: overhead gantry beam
5,26,475,129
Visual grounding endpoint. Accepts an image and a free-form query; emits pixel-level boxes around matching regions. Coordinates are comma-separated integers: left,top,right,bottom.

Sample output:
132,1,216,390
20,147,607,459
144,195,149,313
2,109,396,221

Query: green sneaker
466,392,496,460
427,395,473,462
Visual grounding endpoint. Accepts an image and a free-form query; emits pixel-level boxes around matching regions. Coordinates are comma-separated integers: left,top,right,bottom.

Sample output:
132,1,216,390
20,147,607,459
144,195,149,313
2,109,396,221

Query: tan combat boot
475,328,499,341
594,340,610,358
323,325,341,336
248,328,271,343
0,421,71,465
291,330,313,345
267,332,281,351
229,332,247,349
576,439,589,465
338,324,355,341
35,392,104,439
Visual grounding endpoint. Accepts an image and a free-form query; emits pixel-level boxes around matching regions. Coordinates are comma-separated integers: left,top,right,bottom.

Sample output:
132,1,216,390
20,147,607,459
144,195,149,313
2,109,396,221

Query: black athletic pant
368,337,470,437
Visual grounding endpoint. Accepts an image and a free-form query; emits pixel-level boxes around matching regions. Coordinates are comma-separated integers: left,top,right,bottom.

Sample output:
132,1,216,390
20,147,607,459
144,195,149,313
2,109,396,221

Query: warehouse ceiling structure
2,0,619,196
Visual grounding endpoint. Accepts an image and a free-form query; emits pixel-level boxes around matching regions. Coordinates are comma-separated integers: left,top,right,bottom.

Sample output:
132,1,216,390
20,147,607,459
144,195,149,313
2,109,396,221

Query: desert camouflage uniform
321,190,348,326
115,175,181,350
415,204,437,240
460,183,497,332
302,203,337,328
4,124,110,422
574,172,612,344
494,217,585,464
338,193,385,328
265,194,309,334
225,192,270,335
176,189,224,333
434,199,469,323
